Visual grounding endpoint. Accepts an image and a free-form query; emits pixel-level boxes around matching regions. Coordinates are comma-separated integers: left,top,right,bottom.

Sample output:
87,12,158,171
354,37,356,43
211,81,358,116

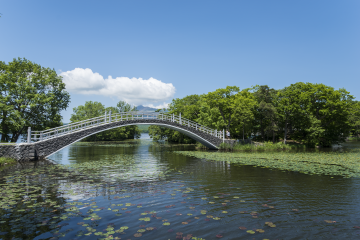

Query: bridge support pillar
27,127,31,143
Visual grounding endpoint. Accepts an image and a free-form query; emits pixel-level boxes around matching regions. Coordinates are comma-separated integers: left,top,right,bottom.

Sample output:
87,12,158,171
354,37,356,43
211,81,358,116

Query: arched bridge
10,112,225,161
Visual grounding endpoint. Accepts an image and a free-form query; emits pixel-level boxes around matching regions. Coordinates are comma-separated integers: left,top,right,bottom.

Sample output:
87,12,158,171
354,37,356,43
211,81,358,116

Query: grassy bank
219,141,305,151
0,157,17,167
174,150,360,178
348,136,360,141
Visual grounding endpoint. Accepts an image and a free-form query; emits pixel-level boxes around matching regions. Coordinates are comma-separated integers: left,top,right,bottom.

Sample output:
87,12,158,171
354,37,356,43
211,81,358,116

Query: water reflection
0,140,360,239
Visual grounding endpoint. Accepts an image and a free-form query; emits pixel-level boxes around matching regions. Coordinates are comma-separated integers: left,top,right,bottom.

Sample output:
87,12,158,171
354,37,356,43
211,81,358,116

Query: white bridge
22,111,225,157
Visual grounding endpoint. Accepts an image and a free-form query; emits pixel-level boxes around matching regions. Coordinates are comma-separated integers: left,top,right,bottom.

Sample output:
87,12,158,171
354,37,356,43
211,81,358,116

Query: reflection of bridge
1,112,225,161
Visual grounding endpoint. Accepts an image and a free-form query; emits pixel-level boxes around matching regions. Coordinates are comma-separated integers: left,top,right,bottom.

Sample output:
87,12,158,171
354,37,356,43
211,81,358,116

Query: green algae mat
174,150,360,178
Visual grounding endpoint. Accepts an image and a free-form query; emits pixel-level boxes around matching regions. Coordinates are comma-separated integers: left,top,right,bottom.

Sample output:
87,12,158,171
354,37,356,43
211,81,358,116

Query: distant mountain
136,105,158,112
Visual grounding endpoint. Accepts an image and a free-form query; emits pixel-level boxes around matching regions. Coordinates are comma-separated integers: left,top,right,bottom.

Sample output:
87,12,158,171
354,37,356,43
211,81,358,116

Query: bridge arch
45,121,220,158
13,112,224,161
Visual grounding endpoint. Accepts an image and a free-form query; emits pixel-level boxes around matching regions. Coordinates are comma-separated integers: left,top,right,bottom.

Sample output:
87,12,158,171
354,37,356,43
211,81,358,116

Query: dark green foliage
349,101,360,139
149,83,355,148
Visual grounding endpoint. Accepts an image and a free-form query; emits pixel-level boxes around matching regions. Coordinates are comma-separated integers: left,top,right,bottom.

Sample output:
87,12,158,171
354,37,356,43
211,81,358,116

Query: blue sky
1,0,359,122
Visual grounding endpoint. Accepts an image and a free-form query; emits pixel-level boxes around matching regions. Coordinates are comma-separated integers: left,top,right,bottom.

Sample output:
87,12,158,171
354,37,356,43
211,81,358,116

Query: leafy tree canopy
0,58,70,142
149,83,355,148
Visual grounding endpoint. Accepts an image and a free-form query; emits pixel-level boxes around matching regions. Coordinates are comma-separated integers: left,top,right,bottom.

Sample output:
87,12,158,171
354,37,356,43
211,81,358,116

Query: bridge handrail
28,111,223,142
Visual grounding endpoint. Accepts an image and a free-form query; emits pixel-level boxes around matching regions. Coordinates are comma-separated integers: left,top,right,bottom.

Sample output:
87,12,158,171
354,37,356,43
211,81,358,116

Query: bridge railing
27,111,224,143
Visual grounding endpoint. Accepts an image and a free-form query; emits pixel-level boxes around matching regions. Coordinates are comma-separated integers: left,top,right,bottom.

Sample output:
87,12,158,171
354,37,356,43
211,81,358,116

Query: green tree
277,85,304,144
116,100,136,112
252,85,278,142
233,90,257,140
0,58,70,142
169,94,202,120
70,101,140,141
349,101,360,138
277,82,353,147
202,86,240,131
70,101,105,122
148,96,202,144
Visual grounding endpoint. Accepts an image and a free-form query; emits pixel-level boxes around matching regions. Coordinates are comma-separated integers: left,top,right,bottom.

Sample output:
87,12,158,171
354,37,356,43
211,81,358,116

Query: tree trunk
1,111,9,142
11,126,25,143
11,132,20,143
1,132,8,142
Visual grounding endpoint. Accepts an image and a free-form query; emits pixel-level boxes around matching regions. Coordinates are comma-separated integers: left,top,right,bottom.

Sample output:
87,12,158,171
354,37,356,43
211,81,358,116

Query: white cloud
60,68,176,105
144,102,170,109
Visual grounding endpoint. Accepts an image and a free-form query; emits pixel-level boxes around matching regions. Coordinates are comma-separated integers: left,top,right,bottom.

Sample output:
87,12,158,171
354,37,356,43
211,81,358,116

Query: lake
1,135,360,239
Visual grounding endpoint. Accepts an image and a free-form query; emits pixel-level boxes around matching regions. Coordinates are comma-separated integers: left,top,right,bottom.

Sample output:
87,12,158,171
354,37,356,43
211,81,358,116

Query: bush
196,142,208,149
223,140,305,151
219,142,232,150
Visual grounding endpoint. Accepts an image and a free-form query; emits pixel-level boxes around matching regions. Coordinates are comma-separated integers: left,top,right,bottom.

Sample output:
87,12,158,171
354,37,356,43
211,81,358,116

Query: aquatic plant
174,149,360,178
219,141,305,151
0,157,16,166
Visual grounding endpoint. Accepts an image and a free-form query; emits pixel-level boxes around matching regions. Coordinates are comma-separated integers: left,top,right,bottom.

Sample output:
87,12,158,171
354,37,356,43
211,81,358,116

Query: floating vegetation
0,157,17,169
174,150,360,177
1,139,359,240
220,141,306,151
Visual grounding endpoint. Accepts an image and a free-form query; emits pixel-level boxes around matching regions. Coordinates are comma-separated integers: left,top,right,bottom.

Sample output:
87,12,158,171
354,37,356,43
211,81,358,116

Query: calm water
1,137,360,240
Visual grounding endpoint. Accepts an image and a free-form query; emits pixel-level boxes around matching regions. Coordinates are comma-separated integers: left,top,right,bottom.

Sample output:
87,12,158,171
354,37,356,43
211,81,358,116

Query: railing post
196,123,197,130
172,113,174,122
104,111,107,123
27,127,31,143
109,110,112,123
223,129,225,143
179,112,182,125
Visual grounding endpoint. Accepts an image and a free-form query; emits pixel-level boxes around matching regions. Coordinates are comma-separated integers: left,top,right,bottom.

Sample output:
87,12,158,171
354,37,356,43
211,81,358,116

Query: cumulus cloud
60,68,176,105
143,102,170,109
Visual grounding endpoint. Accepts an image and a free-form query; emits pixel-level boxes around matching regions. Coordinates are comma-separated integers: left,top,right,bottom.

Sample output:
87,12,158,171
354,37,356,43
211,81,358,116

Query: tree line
2,58,359,146
149,84,360,147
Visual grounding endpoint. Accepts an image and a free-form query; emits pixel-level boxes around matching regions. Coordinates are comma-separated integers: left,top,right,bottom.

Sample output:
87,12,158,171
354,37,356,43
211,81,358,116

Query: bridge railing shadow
28,112,223,143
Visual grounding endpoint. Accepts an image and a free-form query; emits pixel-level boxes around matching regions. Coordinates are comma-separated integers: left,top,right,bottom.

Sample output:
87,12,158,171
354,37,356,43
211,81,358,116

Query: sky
1,0,359,123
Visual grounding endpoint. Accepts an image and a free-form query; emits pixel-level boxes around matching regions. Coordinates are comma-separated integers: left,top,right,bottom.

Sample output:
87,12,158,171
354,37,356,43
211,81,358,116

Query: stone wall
0,145,18,159
1,119,223,161
0,144,38,161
